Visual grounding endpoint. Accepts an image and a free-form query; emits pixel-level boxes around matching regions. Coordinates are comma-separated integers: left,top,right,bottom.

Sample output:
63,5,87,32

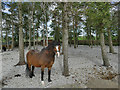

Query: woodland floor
0,45,119,88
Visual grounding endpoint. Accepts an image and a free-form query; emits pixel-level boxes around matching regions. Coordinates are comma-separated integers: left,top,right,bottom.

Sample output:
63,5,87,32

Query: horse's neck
47,45,54,51
47,47,55,56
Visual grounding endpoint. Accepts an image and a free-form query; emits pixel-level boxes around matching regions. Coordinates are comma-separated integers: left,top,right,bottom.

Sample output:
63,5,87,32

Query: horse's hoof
48,79,52,82
30,76,32,78
29,75,33,78
32,74,35,77
41,81,45,85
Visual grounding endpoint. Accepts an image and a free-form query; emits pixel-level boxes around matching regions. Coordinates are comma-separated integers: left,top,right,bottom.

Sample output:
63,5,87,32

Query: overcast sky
2,1,119,37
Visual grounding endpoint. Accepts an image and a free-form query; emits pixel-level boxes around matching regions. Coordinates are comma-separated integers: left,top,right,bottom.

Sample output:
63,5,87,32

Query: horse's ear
56,40,60,45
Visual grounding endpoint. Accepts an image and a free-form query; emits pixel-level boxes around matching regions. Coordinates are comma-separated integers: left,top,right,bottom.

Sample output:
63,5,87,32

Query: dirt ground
0,45,119,88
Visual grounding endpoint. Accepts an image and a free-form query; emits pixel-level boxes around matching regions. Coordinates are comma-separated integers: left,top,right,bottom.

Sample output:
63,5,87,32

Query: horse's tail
25,53,30,77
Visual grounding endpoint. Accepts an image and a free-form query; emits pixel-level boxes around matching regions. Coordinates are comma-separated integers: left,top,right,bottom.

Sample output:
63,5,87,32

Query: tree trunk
28,6,31,50
6,30,9,50
75,18,78,47
45,9,48,46
32,2,35,49
11,17,14,50
43,24,45,48
73,18,76,48
90,27,93,48
62,2,69,76
36,28,39,49
96,28,100,45
62,4,64,54
15,2,25,66
54,15,59,41
62,29,64,54
57,17,60,42
86,27,90,46
68,23,71,47
1,29,2,52
25,26,27,47
100,31,110,66
76,31,78,47
108,28,115,53
0,2,2,52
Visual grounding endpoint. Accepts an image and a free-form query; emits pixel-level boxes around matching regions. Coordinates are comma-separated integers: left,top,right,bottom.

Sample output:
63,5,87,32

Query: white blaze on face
56,45,60,57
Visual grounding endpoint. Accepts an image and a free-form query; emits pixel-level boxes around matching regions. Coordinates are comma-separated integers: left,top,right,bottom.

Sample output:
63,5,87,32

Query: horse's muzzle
56,52,60,57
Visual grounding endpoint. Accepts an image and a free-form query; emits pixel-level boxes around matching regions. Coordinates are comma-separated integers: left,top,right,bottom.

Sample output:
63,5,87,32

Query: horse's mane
41,40,60,52
49,40,60,46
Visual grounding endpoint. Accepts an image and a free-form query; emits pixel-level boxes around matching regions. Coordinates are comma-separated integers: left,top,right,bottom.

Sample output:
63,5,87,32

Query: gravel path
1,45,119,88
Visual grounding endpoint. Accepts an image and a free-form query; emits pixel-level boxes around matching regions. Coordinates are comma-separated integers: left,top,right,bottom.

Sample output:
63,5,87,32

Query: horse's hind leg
27,64,33,78
26,64,30,77
48,67,52,82
31,66,35,77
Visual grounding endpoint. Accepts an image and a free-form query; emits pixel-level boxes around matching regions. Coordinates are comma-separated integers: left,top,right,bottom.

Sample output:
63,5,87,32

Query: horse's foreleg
41,67,44,85
31,66,35,77
48,67,52,82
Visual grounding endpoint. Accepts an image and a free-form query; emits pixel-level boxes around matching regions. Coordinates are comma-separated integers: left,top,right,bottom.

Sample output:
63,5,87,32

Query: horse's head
49,40,61,57
48,41,60,57
54,45,61,57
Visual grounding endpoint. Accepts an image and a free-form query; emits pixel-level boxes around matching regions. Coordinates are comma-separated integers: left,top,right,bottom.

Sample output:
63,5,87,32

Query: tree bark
42,3,46,48
108,28,115,53
68,23,72,47
43,25,45,48
100,31,110,66
36,28,39,49
25,26,27,47
75,18,78,47
90,27,93,48
11,15,14,50
28,5,31,50
62,2,69,76
45,7,48,46
6,30,9,50
73,17,76,48
62,4,64,54
1,29,2,52
96,27,100,45
15,2,25,66
32,2,35,49
0,2,2,52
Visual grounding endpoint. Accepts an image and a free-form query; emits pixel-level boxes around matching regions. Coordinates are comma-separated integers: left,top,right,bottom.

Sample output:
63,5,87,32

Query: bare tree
11,14,14,50
108,28,115,53
32,2,35,49
100,29,110,66
15,2,25,66
0,29,2,52
41,2,46,48
45,3,48,46
28,4,31,50
62,2,69,76
0,1,2,52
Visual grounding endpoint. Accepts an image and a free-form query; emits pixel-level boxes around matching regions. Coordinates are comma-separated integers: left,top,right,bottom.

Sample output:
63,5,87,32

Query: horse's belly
28,54,54,68
31,60,41,67
29,57,40,67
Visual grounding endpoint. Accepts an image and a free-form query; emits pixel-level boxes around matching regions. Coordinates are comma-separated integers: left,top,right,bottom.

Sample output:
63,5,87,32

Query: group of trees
1,2,119,76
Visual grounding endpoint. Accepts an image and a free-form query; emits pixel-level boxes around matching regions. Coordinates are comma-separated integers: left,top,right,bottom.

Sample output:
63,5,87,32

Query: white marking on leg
41,81,45,86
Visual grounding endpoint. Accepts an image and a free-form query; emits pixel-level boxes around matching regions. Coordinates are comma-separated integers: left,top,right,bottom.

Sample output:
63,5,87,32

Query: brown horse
26,41,60,84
